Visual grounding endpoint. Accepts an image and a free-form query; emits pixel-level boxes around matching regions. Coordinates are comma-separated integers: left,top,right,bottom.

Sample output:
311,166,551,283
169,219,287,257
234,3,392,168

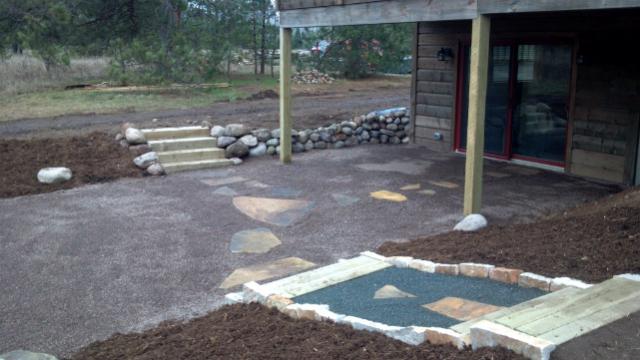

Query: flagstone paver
232,196,315,226
230,228,281,254
400,184,421,191
370,190,408,202
219,257,316,289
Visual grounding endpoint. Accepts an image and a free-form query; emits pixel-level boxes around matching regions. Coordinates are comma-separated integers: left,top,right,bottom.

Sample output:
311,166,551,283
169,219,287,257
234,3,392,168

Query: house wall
414,11,640,184
414,21,469,152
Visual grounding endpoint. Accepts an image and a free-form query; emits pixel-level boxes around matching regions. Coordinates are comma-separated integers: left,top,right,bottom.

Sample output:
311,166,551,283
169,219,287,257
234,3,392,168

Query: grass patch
0,75,279,122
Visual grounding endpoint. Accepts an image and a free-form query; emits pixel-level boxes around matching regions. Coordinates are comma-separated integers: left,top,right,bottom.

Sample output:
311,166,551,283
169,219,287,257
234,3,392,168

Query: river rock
240,134,258,147
210,125,225,137
133,152,158,169
454,214,488,232
267,146,276,155
146,163,165,176
314,141,327,149
266,138,279,147
341,127,354,136
125,128,146,145
225,141,250,158
225,124,251,137
217,136,237,148
37,167,72,184
253,128,272,142
304,140,314,151
249,143,267,157
334,141,345,149
309,132,320,142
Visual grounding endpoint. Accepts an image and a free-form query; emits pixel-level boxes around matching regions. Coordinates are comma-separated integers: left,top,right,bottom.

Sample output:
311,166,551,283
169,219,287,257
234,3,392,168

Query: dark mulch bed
378,190,640,283
70,303,524,360
0,132,141,198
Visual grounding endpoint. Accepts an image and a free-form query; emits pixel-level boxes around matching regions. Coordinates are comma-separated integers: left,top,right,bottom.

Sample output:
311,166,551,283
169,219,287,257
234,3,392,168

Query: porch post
463,15,491,215
279,27,293,164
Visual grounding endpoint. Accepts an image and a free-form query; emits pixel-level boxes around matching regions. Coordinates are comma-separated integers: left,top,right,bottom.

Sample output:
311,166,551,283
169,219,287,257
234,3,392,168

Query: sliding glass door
457,41,573,166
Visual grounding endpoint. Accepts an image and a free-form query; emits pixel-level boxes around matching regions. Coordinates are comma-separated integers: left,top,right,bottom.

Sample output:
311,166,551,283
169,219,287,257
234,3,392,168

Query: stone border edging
224,251,639,360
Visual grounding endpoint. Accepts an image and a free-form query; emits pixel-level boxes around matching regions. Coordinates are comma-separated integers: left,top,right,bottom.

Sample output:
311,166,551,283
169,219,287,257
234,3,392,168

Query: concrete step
141,126,210,141
162,159,234,174
148,137,217,152
157,148,225,163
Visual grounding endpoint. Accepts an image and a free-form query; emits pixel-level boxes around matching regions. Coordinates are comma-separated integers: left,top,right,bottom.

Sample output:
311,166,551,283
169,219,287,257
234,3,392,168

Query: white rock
0,350,58,360
341,316,402,334
314,307,346,323
230,157,243,165
386,326,428,346
146,163,164,176
425,327,467,349
210,125,225,137
249,143,267,157
454,214,488,232
242,281,274,303
37,167,72,184
133,152,158,169
387,256,413,268
125,127,146,145
240,134,258,147
224,292,245,305
409,259,437,273
283,303,330,321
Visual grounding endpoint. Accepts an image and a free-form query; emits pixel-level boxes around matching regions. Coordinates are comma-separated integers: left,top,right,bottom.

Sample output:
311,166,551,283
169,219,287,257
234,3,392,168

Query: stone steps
157,148,225,163
142,126,210,141
162,159,234,174
141,126,233,174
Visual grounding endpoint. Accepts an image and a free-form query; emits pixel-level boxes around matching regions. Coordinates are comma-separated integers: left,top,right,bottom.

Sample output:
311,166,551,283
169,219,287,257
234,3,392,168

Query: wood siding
570,26,640,183
414,11,640,184
413,21,470,152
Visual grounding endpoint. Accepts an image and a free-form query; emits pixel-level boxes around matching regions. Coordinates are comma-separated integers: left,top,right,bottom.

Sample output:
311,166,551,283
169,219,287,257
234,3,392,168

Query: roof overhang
278,0,640,28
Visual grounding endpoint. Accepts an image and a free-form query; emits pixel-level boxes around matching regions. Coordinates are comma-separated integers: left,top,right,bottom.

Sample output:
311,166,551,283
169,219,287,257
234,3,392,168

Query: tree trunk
260,1,267,75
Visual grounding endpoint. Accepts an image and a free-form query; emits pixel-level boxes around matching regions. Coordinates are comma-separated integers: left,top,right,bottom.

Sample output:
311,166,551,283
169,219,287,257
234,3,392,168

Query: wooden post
463,15,491,215
279,27,293,164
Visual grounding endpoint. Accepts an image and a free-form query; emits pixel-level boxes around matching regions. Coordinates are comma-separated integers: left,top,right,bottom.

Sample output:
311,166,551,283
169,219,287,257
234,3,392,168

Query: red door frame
454,37,577,168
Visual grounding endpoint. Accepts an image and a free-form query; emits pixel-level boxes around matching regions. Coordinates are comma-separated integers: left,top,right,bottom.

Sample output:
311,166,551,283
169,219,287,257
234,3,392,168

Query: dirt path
0,86,409,139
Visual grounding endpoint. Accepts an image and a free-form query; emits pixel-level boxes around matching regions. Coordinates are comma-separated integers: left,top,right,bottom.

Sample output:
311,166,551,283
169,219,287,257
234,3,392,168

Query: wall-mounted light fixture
437,47,454,62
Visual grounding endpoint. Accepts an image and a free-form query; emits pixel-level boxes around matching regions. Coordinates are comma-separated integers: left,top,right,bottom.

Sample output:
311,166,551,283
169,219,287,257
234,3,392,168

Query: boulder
128,144,151,157
253,128,272,142
309,132,320,142
146,163,165,176
125,128,146,145
249,143,267,157
267,146,276,155
239,134,258,147
133,152,158,169
210,125,225,137
217,136,237,148
314,141,327,149
225,124,251,137
298,131,309,144
292,142,305,153
266,138,279,147
0,350,58,360
37,167,72,184
454,214,488,232
230,157,243,165
304,140,314,151
225,141,250,158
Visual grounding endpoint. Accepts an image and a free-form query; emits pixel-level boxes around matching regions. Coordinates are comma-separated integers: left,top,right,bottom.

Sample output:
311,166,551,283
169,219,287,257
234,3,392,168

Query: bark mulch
378,189,640,283
0,132,141,198
69,303,525,360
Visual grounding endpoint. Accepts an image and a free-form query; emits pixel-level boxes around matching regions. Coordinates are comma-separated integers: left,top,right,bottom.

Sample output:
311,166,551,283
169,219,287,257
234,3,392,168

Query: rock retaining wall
211,107,411,158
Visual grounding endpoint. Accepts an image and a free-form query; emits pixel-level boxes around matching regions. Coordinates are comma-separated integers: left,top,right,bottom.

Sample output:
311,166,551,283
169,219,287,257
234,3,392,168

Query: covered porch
276,0,640,215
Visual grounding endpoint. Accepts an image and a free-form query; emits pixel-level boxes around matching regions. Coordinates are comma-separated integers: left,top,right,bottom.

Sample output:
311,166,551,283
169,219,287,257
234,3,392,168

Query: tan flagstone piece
374,285,417,299
230,228,281,254
429,180,459,189
370,190,408,202
400,183,421,191
219,257,315,289
423,297,503,321
232,196,315,226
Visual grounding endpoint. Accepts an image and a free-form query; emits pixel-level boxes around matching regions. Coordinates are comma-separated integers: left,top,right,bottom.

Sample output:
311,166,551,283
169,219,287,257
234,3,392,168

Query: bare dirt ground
0,77,410,140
